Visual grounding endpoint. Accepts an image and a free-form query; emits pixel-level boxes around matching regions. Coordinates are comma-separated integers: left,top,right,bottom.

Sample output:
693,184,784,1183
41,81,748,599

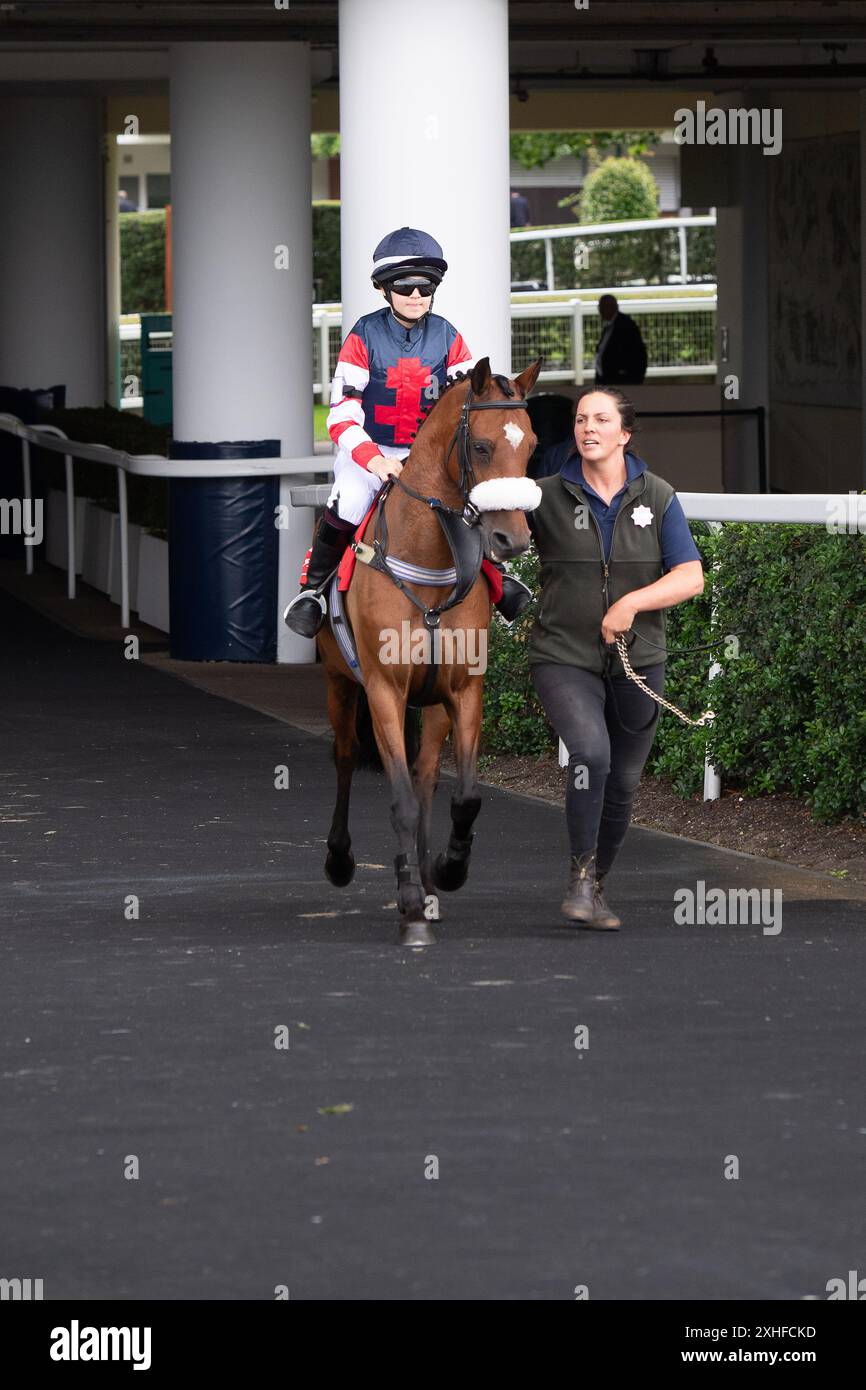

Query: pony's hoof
400,917,437,947
433,852,469,893
324,850,355,887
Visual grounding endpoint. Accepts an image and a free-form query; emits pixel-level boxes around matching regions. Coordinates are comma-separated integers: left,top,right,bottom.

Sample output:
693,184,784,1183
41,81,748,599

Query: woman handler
528,388,704,930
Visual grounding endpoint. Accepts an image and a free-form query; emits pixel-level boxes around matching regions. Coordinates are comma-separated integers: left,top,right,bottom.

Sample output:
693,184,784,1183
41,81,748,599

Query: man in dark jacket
594,294,647,386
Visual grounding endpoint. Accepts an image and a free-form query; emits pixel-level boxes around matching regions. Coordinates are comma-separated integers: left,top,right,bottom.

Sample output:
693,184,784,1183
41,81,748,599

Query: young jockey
283,226,532,637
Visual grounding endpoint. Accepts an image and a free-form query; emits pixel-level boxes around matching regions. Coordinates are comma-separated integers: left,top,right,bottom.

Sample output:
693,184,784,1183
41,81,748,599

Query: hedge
120,203,342,311
120,211,167,314
482,522,866,824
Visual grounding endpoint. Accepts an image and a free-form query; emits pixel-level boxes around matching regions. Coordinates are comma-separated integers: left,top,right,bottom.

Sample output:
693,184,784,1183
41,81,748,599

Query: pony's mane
412,367,516,436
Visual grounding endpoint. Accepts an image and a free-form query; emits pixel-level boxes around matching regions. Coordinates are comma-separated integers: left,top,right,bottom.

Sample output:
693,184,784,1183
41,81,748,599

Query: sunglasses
390,280,435,297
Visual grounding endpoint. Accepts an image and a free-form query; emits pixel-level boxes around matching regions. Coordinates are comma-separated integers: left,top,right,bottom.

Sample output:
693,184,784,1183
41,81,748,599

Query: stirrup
283,588,327,635
495,575,533,624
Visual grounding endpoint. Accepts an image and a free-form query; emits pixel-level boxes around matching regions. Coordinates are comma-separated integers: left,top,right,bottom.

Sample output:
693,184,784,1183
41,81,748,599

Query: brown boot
590,874,621,931
561,850,598,923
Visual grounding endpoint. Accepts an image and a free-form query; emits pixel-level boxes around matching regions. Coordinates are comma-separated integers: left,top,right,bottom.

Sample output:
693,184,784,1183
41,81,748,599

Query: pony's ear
514,357,543,396
470,357,491,395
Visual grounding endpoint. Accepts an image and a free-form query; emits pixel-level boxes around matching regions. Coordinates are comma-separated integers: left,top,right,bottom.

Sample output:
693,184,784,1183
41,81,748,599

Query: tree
509,130,659,170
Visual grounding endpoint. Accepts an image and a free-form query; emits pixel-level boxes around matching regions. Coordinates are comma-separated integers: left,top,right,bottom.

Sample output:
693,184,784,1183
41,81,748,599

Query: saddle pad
337,496,380,592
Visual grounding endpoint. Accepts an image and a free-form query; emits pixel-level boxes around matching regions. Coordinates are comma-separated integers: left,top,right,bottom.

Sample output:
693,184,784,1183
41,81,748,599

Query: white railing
0,412,324,630
510,213,717,291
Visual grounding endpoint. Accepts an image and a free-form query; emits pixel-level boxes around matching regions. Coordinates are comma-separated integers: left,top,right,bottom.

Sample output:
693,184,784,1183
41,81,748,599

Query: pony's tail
354,689,421,772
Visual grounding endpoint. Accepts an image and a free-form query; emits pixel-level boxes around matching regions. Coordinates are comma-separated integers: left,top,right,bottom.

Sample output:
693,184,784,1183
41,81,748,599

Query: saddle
328,486,502,706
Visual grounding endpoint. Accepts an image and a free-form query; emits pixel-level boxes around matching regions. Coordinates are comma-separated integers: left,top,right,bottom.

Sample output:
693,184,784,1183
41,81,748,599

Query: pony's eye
472,440,491,455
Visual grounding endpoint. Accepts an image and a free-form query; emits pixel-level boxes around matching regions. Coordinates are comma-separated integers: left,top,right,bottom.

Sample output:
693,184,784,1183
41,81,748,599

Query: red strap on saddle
337,496,380,592
480,556,503,604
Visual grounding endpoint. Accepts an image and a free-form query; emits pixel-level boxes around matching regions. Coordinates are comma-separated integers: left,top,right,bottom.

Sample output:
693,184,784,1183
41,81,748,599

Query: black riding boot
489,558,533,622
283,510,354,638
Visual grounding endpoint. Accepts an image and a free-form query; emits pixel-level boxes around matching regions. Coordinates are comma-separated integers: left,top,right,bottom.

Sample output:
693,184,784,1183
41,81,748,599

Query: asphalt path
1,588,864,1300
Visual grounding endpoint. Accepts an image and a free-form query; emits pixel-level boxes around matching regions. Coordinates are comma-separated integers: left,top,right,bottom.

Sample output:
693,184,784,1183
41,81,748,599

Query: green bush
120,211,167,314
580,156,659,224
482,548,553,756
483,520,866,824
314,201,341,302
119,203,344,309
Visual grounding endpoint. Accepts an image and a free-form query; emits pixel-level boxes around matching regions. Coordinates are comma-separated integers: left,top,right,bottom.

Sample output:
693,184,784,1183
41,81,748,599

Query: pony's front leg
433,681,483,894
366,676,435,946
413,704,452,922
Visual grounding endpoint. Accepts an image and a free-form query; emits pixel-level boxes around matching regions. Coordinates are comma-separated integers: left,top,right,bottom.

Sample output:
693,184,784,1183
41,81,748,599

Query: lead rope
615,635,715,729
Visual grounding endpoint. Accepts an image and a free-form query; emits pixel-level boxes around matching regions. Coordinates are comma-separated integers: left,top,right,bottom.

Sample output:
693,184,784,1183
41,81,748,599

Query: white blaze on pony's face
502,420,525,451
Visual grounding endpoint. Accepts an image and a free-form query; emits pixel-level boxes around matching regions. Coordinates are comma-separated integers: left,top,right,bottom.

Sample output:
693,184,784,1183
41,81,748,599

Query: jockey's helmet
371,227,448,287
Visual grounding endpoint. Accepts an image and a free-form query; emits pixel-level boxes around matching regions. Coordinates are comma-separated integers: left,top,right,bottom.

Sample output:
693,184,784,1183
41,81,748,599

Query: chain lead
615,635,715,729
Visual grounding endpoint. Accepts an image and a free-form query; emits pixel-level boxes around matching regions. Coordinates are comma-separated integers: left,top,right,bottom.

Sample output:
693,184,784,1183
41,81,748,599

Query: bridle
393,385,531,525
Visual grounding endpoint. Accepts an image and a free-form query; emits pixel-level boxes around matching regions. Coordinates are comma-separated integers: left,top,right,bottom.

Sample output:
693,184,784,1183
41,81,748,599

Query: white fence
118,213,717,408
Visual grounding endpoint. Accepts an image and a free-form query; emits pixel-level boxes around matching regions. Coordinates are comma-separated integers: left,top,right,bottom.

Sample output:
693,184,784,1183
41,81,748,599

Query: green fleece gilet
528,466,676,675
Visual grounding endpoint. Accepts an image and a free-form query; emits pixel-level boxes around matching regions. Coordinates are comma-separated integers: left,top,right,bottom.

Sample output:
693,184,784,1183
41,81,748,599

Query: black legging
530,661,665,876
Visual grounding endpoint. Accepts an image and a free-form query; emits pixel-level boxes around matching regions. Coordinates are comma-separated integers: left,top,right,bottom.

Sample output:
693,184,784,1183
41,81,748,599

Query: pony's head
414,356,542,561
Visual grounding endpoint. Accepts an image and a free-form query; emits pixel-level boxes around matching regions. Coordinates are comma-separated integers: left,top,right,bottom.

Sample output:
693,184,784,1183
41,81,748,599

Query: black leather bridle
393,386,531,525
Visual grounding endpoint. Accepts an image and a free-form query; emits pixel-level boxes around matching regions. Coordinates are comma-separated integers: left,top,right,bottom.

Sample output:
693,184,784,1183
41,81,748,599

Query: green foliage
311,134,340,160
120,211,166,314
313,200,341,302
509,130,659,172
579,156,660,223
484,521,866,825
652,521,866,823
481,549,554,756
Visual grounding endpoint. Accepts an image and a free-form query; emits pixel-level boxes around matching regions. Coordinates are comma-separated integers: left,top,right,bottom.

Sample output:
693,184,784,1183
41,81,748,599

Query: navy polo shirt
530,445,700,570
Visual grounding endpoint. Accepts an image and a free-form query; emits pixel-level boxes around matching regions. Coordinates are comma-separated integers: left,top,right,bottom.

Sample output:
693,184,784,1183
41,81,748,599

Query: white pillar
170,42,313,662
338,0,511,377
0,96,104,405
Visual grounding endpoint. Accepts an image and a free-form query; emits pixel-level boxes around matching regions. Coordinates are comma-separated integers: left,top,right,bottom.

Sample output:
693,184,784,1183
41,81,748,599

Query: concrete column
0,96,104,405
170,42,313,662
714,90,770,492
338,0,511,377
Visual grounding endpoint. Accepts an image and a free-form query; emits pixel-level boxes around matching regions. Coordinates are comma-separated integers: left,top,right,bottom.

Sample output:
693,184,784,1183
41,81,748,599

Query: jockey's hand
367,454,403,482
601,596,638,646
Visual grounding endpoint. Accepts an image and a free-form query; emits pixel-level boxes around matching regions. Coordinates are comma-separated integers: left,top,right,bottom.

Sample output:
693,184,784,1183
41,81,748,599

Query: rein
351,386,532,632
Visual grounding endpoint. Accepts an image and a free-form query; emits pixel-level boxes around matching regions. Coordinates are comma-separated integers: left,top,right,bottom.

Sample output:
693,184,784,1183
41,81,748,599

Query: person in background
510,189,531,228
118,189,138,212
594,294,647,386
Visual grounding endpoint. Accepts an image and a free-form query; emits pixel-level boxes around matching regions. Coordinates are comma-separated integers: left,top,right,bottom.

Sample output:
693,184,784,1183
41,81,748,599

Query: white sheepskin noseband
468,476,542,512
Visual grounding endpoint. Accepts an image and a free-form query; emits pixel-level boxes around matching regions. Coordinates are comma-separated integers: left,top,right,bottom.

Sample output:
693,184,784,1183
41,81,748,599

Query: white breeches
326,445,407,524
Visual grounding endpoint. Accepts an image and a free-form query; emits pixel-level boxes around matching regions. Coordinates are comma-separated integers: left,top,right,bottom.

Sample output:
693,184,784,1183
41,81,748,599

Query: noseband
394,386,531,524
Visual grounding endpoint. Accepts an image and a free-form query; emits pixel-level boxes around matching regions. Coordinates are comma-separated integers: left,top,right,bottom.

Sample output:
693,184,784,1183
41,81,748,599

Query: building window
147,173,171,210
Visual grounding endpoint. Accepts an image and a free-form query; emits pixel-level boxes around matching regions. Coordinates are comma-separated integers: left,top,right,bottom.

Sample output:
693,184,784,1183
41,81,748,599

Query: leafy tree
509,130,659,170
